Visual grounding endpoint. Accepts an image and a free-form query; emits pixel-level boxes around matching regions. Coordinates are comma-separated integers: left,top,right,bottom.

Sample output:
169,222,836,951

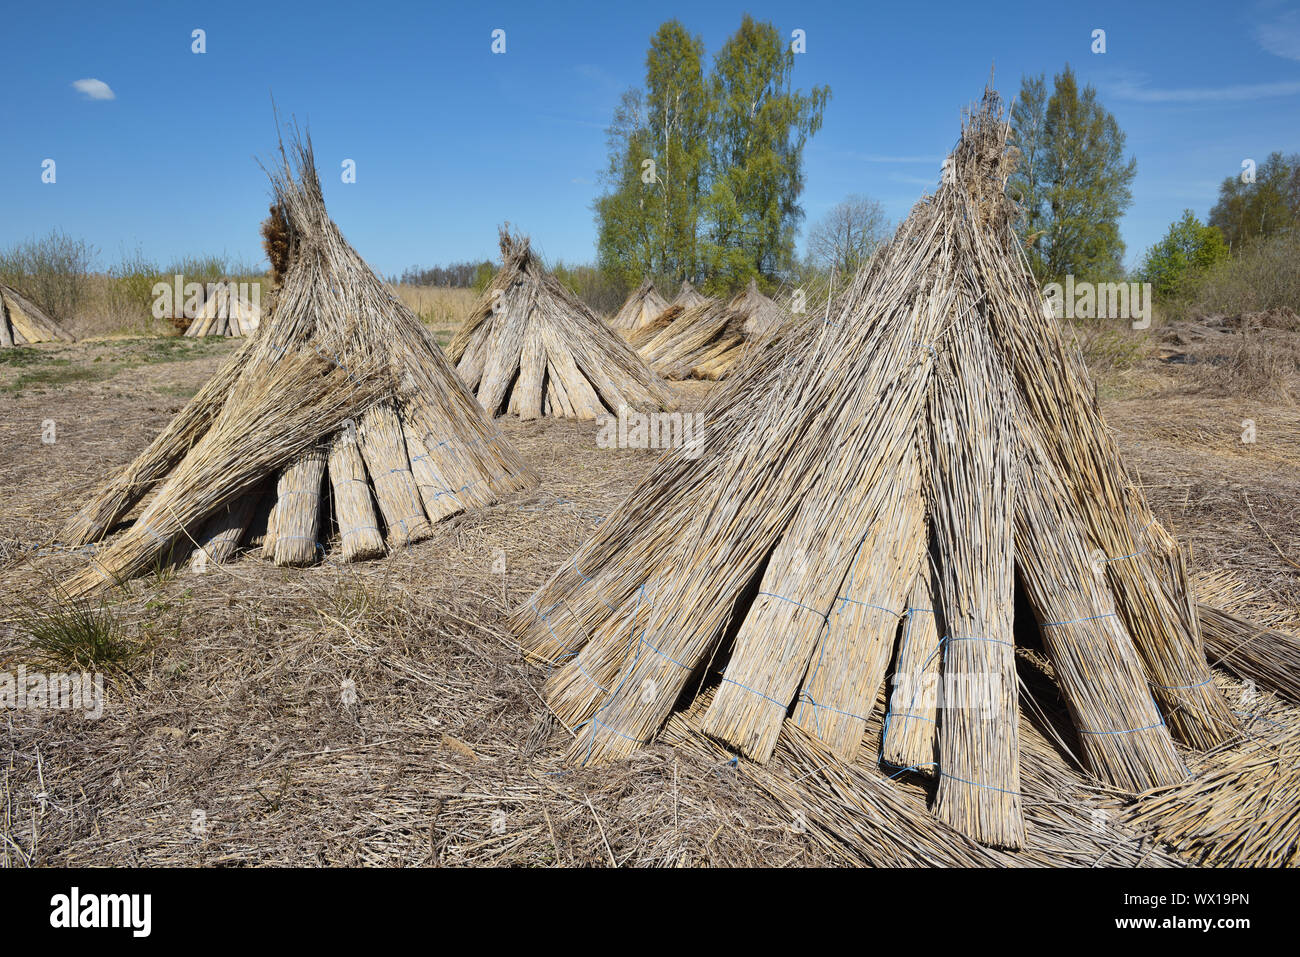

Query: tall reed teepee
0,283,76,347
609,278,668,335
511,88,1236,849
731,278,789,336
670,280,707,309
447,230,673,420
59,128,535,594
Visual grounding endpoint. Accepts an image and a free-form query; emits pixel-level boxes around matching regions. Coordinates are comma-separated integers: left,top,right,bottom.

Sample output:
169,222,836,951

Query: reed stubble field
0,315,1297,867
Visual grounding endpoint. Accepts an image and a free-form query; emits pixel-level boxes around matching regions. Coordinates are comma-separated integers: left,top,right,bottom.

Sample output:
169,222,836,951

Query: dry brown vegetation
18,277,475,349
390,286,479,347
0,313,1298,866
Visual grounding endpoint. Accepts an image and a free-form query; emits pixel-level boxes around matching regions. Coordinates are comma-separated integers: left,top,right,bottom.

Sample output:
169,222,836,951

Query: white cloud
1104,75,1300,103
1256,9,1300,61
573,64,620,90
72,78,115,101
854,153,944,164
889,173,940,186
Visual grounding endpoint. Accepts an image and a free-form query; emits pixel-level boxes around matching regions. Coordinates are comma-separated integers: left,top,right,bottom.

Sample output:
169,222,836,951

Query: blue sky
2,0,1298,277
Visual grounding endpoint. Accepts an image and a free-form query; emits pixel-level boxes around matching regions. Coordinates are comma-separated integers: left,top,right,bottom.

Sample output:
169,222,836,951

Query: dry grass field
0,316,1297,866
389,286,479,347
38,279,477,344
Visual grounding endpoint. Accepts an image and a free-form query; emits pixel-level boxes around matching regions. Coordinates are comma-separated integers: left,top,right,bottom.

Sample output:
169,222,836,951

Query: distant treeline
395,260,496,288
394,258,629,315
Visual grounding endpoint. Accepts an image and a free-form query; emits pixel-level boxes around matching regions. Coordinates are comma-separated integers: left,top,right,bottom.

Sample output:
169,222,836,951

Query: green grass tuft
22,596,139,673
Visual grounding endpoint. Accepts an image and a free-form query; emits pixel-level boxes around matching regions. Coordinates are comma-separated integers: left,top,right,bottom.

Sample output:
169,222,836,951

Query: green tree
596,23,710,288
644,21,710,282
1007,75,1049,254
701,15,829,290
595,16,828,293
1008,65,1136,283
594,88,657,288
1208,151,1299,251
1137,210,1229,299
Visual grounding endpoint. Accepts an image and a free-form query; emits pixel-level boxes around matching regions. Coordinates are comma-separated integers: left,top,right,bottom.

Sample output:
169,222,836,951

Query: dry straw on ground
1194,568,1300,703
512,87,1243,849
56,126,535,592
448,231,674,420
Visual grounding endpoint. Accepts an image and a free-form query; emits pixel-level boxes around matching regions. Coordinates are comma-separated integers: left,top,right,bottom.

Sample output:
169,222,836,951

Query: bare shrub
1199,327,1300,401
0,229,97,322
1183,228,1300,318
1067,319,1152,373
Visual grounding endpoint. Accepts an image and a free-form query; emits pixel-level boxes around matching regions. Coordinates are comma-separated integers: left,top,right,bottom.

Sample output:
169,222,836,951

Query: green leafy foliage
700,16,829,290
596,16,828,295
1182,227,1300,318
1009,65,1136,283
1208,152,1300,250
1137,210,1229,299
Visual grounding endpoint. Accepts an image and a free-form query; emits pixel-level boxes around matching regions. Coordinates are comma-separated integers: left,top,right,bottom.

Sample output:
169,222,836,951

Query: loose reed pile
1193,568,1300,702
628,298,745,380
662,687,1185,867
629,280,792,380
1125,704,1300,866
512,87,1239,849
609,278,669,335
447,230,673,420
0,282,76,346
58,126,535,592
183,283,262,337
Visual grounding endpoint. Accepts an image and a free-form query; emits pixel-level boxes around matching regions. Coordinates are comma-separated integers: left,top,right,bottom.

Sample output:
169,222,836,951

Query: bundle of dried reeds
789,450,925,761
326,429,385,562
448,231,673,420
190,485,265,568
64,351,385,593
963,120,1235,748
630,280,792,381
183,282,262,338
609,278,669,335
1014,427,1184,793
624,304,681,350
0,282,77,346
59,125,536,591
881,564,944,776
511,87,1232,848
924,314,1023,848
